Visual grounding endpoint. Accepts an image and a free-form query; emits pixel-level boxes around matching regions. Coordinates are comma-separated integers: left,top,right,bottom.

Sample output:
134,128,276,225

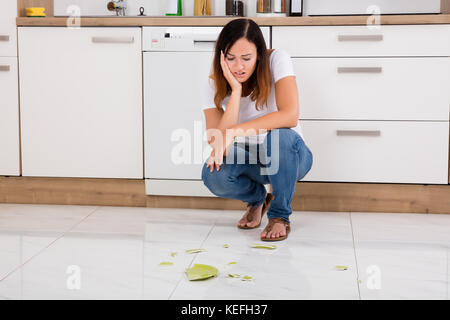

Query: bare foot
237,202,264,228
260,221,287,239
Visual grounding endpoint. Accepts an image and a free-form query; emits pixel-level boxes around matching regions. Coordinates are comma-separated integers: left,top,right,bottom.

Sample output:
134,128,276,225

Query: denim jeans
201,128,313,223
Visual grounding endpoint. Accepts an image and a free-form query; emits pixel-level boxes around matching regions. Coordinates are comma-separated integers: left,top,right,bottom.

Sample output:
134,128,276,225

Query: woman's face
225,38,258,83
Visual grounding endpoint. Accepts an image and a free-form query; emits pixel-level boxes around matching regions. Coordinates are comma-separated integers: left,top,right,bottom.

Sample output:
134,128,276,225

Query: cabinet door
0,57,20,175
18,27,143,179
0,0,17,56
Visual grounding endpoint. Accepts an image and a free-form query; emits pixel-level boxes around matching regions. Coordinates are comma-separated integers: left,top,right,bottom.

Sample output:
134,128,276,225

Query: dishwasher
143,26,271,196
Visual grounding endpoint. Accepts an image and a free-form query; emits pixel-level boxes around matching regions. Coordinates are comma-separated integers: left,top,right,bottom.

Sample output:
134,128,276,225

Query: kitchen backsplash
54,0,259,17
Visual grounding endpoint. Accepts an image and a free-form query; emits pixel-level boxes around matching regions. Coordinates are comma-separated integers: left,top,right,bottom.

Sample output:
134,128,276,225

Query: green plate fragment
185,248,206,254
159,261,174,266
334,265,348,271
227,273,241,278
170,252,178,257
223,244,229,248
241,275,253,281
252,244,277,250
186,264,218,281
227,261,237,265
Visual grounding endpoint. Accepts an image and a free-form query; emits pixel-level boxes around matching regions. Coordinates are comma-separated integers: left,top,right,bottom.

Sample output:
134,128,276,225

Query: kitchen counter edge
16,14,450,27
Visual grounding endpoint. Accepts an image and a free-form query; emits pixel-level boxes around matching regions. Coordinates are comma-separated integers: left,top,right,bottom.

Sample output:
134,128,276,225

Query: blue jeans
201,128,313,223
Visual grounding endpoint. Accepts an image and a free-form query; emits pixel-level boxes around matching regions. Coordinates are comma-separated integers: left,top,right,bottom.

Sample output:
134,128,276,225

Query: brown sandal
260,218,291,241
237,193,274,229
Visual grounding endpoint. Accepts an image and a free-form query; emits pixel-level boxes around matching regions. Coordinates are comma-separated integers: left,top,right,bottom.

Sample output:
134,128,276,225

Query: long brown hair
210,18,272,112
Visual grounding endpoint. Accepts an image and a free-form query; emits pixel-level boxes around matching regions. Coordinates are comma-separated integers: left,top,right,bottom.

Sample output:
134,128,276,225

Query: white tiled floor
0,203,448,300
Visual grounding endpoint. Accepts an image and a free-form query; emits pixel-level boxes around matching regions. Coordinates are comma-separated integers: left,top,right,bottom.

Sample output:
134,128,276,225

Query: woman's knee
263,128,302,163
297,146,314,181
265,128,299,151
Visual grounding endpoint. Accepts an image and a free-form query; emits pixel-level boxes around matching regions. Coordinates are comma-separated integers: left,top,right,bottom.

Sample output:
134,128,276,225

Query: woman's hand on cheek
221,50,242,92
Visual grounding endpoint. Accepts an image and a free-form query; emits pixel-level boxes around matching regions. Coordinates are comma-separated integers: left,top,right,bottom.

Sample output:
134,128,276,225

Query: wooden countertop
16,14,450,27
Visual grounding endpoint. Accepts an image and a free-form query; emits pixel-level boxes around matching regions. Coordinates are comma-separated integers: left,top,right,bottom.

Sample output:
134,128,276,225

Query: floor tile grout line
0,206,101,283
349,212,362,300
167,219,217,300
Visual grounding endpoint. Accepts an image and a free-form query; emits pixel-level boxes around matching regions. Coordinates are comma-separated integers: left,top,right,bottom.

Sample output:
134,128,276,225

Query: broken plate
186,264,218,281
334,265,349,271
227,273,241,278
185,248,206,254
252,244,277,250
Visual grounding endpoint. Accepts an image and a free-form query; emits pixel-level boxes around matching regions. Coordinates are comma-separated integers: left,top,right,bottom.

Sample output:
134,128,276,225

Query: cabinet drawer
0,0,17,56
0,57,20,175
273,25,450,57
295,57,450,121
300,120,449,184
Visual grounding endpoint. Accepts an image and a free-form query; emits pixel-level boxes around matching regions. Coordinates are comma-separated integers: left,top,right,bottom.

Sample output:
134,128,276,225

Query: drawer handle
91,36,134,44
338,34,383,42
193,40,216,44
0,65,10,72
338,67,382,73
0,35,10,42
336,130,381,137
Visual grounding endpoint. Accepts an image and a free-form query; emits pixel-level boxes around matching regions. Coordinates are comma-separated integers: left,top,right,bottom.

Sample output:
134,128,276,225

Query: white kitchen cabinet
273,25,450,184
0,0,17,57
18,27,143,179
0,57,20,176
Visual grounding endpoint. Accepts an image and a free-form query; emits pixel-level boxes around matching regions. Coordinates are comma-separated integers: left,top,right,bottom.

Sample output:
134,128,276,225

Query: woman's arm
228,76,299,138
216,88,242,132
203,107,223,146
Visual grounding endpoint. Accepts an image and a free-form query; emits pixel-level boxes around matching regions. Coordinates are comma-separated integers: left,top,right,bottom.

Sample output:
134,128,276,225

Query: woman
201,18,313,241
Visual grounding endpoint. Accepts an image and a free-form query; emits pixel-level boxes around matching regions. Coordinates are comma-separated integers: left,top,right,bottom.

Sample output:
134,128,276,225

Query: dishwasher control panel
143,27,223,51
143,26,270,52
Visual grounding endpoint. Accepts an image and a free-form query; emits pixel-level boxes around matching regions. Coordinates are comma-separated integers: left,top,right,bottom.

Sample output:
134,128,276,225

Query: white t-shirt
201,48,305,145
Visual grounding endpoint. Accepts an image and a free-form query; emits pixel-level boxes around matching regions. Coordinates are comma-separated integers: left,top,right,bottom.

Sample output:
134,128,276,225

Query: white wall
54,0,260,17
